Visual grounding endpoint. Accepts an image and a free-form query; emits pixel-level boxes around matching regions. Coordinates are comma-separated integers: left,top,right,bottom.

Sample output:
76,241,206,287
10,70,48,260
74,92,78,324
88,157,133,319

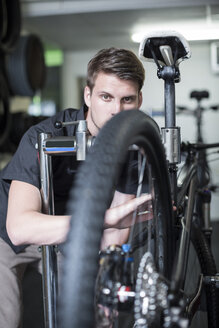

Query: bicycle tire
58,110,174,328
189,222,219,328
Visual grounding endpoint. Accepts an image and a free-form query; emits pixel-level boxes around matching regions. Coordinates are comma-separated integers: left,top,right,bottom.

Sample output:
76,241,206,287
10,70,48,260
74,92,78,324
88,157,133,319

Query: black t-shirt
0,107,85,253
0,106,144,254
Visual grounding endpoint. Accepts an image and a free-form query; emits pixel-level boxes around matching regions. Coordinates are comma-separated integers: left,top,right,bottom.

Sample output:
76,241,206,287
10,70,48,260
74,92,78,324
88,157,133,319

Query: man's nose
112,101,123,115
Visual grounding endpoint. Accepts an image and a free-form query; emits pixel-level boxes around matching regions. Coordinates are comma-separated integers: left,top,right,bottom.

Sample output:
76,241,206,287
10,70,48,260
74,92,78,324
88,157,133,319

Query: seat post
158,65,181,206
157,65,180,128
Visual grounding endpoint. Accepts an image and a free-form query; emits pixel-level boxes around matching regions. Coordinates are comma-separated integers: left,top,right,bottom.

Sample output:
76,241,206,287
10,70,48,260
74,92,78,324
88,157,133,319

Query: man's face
84,72,142,136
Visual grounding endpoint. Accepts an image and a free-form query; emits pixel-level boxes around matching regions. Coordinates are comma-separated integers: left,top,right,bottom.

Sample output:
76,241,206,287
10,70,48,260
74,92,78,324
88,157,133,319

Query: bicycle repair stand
37,119,93,328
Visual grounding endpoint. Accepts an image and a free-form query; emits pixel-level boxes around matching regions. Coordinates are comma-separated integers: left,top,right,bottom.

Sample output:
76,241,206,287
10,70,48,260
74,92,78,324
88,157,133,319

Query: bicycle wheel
184,221,219,328
177,168,218,327
58,109,174,328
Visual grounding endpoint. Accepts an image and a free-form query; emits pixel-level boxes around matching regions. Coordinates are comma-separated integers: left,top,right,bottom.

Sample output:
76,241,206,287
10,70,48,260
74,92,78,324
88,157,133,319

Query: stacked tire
0,0,21,147
0,74,10,146
5,34,46,97
0,0,21,53
0,0,46,148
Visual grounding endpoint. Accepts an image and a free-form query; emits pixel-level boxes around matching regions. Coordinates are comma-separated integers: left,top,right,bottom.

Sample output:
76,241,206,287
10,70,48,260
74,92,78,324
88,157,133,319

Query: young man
0,47,147,327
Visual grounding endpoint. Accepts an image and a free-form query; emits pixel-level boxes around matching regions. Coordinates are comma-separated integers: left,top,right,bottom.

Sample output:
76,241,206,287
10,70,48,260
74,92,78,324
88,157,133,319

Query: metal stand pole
38,132,58,328
37,120,91,327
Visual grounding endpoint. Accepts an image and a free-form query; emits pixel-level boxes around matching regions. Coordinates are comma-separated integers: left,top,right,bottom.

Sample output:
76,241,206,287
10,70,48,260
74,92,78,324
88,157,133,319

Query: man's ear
84,86,91,107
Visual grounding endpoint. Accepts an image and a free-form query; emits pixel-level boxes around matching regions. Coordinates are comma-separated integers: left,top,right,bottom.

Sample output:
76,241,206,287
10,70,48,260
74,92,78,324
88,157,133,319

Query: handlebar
181,141,219,152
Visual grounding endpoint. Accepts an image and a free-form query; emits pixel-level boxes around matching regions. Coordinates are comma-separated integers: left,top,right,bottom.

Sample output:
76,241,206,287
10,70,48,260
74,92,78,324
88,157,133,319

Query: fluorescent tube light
131,21,219,42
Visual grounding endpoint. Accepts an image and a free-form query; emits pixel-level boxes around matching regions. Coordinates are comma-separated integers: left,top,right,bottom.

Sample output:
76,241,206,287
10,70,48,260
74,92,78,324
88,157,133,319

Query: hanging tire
0,73,11,147
5,34,46,97
58,110,174,328
0,0,21,53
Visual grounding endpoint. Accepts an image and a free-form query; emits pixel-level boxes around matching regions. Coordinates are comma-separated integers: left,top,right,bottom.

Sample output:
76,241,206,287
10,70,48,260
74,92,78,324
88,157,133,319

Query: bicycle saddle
139,30,191,67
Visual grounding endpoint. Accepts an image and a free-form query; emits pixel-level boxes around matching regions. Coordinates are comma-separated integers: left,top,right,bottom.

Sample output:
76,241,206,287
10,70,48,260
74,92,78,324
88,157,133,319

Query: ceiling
20,0,219,51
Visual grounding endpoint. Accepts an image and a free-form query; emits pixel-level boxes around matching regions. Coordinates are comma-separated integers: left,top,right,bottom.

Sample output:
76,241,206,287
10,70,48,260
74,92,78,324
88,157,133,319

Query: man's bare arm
6,180,71,246
6,181,151,248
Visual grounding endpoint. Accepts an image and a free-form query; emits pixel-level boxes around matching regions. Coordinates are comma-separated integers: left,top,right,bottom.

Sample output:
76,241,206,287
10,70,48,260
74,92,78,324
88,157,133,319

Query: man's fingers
104,194,152,227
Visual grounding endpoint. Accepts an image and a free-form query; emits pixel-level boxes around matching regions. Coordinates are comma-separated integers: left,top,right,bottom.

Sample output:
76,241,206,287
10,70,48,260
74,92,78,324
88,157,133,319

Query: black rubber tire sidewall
0,0,21,53
59,110,174,328
5,34,46,97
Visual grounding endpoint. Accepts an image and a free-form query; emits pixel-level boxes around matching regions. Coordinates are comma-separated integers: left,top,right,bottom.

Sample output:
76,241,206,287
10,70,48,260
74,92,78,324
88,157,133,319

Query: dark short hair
87,47,145,93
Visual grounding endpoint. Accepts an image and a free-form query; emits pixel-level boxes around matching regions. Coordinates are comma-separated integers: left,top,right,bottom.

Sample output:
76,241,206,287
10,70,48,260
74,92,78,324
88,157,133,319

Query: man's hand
104,191,152,229
101,191,152,249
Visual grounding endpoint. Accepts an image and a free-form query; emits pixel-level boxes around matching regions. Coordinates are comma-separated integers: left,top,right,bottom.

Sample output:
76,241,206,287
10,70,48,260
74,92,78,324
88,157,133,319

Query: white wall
61,41,219,220
141,41,219,220
61,50,96,109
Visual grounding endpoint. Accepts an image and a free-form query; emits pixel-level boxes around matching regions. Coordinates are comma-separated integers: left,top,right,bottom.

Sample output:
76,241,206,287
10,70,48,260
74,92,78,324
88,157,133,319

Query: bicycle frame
148,34,219,318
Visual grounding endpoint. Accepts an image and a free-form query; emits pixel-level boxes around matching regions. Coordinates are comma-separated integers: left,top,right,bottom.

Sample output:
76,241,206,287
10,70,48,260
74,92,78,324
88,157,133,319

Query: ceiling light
131,21,219,42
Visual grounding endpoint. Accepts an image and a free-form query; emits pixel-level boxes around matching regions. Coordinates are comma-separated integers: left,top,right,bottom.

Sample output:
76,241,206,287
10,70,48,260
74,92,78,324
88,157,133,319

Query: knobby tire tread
58,110,174,328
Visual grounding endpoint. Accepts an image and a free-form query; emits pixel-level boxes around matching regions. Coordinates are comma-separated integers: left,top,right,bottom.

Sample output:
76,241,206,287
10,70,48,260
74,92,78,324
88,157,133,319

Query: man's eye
101,94,110,101
123,97,132,103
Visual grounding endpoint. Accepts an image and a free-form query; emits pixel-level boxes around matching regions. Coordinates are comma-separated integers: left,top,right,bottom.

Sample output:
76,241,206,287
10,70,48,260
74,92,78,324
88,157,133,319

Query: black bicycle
58,31,219,328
